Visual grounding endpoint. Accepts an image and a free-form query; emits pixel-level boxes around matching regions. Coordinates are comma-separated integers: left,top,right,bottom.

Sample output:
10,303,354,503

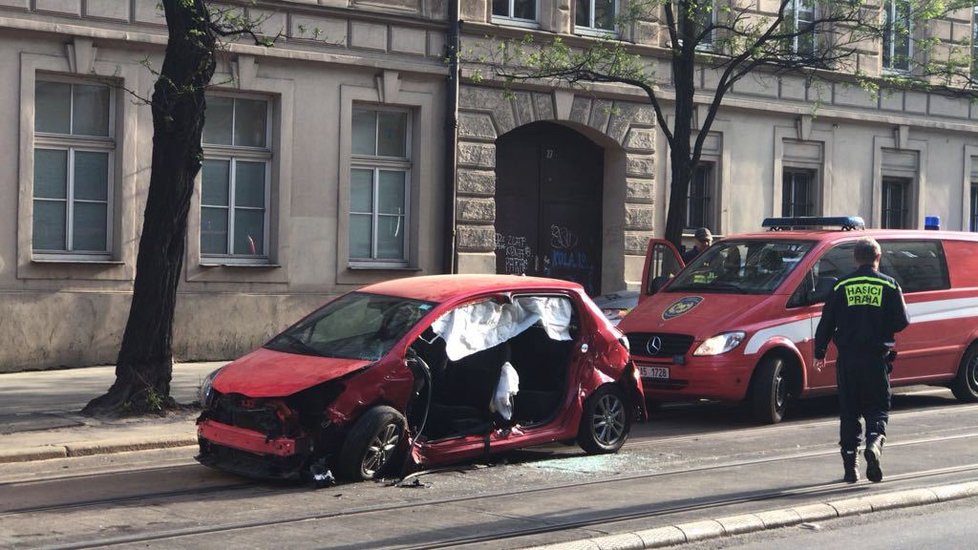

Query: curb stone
521,482,978,549
0,437,198,464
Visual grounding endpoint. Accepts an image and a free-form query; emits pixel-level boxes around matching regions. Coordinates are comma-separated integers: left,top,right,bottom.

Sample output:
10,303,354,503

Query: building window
200,96,271,260
679,0,715,48
881,177,910,229
492,0,536,23
789,0,816,56
883,0,911,72
33,79,114,256
686,163,713,230
350,107,411,264
576,0,615,32
782,169,816,217
970,182,977,232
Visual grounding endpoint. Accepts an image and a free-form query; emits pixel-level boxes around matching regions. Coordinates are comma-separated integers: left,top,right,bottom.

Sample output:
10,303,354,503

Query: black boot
841,449,859,483
865,435,885,483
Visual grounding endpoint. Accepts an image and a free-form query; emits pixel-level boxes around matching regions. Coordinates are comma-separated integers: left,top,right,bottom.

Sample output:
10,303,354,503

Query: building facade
2,0,978,370
1,0,449,370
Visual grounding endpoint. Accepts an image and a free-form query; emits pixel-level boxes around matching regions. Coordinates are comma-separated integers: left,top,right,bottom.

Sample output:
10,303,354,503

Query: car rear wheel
750,356,789,424
336,406,407,481
577,385,630,454
950,343,978,403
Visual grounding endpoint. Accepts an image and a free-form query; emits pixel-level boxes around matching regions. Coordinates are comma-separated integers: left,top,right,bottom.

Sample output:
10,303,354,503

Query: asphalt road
2,386,977,549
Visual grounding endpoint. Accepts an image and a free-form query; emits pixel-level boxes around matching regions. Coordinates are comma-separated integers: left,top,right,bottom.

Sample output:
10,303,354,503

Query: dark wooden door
495,122,603,294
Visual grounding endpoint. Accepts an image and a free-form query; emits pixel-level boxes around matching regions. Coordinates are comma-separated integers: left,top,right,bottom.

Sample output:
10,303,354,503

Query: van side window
879,240,950,293
787,243,857,307
814,243,857,281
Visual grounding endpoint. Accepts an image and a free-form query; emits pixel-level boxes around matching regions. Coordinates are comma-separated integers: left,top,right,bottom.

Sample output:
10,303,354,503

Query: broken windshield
265,292,435,361
667,240,815,294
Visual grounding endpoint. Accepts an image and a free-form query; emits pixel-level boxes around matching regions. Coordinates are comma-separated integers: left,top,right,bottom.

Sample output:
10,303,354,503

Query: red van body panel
621,229,978,410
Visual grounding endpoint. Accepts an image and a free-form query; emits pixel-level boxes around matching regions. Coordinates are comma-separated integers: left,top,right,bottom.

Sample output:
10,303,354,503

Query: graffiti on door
546,225,596,293
496,232,533,275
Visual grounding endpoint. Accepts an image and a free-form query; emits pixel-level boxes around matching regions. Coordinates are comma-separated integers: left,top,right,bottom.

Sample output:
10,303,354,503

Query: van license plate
639,366,669,379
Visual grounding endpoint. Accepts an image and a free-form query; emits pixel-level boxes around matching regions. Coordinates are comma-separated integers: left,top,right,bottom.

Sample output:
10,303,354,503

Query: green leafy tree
83,0,277,416
477,0,978,247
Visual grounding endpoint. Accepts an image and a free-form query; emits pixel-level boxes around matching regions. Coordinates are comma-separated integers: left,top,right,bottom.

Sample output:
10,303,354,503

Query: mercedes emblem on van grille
646,336,663,356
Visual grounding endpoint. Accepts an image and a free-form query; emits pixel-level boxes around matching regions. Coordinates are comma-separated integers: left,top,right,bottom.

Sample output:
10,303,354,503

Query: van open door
640,239,684,303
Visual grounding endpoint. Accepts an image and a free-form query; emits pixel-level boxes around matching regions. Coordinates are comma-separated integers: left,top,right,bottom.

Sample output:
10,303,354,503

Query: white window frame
790,0,816,56
200,94,273,265
970,182,978,232
575,0,618,37
491,0,540,28
883,0,912,73
349,105,413,267
33,77,115,261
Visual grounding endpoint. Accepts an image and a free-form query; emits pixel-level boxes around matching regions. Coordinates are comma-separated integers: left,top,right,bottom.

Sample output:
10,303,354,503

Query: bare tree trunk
84,0,216,416
663,39,697,249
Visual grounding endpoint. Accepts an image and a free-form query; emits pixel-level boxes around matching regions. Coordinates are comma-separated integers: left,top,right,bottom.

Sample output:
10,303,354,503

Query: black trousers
836,349,891,451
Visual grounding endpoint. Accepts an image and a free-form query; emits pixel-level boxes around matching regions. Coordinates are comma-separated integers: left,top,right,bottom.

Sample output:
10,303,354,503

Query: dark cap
694,227,713,242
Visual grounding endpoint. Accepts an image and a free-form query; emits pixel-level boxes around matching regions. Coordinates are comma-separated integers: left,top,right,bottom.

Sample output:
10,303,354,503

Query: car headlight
692,332,746,356
198,367,223,407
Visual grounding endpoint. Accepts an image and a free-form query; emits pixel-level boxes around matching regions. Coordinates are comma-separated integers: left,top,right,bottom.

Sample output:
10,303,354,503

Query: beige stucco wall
0,1,448,371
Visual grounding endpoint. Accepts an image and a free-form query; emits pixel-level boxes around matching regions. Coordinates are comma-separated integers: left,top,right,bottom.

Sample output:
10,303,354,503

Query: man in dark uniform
683,227,713,263
814,237,909,483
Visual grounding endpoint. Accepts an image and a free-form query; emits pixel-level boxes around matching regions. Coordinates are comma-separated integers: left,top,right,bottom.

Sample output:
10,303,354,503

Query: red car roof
359,274,583,303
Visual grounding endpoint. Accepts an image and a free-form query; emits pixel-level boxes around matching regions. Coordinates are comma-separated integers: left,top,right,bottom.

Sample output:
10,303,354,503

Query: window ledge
31,257,122,265
347,264,422,272
575,28,618,39
199,262,281,268
490,16,540,29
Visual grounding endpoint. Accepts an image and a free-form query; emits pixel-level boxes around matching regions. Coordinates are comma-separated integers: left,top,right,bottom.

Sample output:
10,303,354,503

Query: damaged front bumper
196,419,313,480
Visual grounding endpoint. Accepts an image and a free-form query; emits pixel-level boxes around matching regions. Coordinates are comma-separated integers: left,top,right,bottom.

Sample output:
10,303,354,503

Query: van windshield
668,240,815,294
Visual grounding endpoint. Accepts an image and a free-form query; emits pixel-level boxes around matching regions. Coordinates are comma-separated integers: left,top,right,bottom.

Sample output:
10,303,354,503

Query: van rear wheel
750,356,789,424
950,344,978,402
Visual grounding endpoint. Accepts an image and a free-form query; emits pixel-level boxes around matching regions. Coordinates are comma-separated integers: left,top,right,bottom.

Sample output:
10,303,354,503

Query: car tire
336,406,407,481
750,356,789,424
950,343,978,403
577,384,630,454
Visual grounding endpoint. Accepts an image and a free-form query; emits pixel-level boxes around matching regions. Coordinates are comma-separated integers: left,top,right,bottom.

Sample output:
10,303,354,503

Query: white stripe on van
744,319,813,355
742,297,978,355
905,298,978,323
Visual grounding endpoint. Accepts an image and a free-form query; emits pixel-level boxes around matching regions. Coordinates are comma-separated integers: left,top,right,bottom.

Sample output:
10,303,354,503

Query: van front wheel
950,344,978,402
750,357,789,424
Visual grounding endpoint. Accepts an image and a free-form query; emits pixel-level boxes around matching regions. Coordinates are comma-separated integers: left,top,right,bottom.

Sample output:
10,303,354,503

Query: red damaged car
196,274,645,482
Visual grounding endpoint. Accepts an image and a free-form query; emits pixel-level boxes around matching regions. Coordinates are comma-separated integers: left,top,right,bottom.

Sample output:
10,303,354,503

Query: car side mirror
809,276,837,304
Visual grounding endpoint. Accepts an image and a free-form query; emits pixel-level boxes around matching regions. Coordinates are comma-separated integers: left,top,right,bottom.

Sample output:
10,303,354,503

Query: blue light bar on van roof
761,216,866,231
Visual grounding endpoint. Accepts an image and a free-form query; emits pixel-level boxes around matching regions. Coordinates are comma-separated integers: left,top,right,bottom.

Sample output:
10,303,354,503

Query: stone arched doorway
494,122,603,294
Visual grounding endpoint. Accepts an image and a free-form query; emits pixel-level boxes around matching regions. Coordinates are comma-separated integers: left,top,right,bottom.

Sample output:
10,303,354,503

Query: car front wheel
577,384,630,454
336,406,407,481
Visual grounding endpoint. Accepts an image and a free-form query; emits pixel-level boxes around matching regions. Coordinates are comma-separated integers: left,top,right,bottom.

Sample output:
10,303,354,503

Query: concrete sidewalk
0,361,223,463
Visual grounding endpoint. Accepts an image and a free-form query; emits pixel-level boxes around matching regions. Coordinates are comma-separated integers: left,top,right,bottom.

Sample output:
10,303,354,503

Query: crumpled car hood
212,347,372,398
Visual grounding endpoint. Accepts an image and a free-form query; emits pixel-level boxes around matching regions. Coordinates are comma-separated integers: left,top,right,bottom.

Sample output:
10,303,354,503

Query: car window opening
409,296,579,441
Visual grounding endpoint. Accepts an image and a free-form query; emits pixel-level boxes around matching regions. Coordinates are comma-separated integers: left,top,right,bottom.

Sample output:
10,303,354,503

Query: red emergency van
618,216,978,423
